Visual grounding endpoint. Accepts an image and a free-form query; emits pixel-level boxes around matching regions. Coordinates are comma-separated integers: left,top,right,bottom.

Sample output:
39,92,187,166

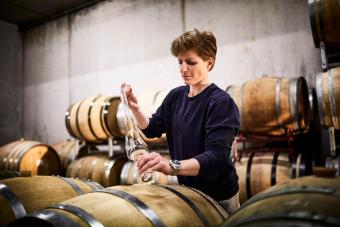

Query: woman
124,29,240,214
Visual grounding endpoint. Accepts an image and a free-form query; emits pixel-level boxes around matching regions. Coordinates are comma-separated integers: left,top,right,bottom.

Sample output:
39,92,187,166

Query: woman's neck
189,81,211,97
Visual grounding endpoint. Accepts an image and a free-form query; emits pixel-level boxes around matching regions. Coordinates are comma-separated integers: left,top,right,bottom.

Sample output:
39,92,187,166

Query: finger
125,84,132,93
139,158,159,174
126,91,134,99
140,163,162,177
137,152,152,168
137,152,158,170
127,94,136,104
150,162,162,172
137,153,147,167
126,89,137,105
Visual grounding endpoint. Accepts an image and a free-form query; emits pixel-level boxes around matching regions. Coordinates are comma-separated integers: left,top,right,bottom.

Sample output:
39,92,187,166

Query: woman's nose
180,62,188,73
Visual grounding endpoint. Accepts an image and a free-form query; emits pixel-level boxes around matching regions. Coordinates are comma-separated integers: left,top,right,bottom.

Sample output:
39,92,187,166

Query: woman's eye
187,61,197,66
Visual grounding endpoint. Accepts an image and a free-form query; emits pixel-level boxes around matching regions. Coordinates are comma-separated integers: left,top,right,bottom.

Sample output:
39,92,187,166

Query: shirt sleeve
141,92,170,138
194,96,240,178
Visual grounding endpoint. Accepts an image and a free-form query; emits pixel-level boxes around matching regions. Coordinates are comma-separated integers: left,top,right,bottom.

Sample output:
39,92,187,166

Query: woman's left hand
137,152,172,175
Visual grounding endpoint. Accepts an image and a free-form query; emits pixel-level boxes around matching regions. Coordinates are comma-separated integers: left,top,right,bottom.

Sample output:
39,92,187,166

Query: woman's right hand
122,83,140,112
121,83,150,129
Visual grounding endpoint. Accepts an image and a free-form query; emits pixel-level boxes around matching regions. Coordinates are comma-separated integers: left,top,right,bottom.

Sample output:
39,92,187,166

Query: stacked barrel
234,151,309,204
309,0,340,69
0,176,103,226
316,67,340,130
315,67,340,176
65,95,122,142
226,77,310,136
0,140,62,177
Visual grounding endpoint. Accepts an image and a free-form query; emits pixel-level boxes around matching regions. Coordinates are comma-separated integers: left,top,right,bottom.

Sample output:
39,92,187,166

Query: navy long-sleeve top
142,83,240,201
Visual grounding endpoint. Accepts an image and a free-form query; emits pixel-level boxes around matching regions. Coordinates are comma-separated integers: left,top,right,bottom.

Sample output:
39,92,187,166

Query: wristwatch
169,160,182,176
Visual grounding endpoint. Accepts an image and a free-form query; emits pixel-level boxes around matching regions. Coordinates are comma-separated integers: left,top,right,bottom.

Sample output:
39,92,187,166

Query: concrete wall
0,20,22,146
21,0,322,144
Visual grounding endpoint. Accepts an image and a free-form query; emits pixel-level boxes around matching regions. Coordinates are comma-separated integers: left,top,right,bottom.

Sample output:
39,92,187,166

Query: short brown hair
170,29,217,70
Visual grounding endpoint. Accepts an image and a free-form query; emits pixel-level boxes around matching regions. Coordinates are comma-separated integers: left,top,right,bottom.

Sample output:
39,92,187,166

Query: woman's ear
207,58,215,71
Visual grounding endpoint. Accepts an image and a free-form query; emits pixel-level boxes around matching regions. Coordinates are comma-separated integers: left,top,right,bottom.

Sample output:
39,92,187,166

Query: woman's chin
182,80,191,85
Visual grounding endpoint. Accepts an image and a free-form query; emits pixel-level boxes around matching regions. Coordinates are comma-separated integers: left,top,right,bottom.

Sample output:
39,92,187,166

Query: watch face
171,160,181,169
172,160,181,165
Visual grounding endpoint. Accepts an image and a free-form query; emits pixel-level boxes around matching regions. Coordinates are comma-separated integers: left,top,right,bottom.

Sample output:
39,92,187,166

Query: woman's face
177,50,213,86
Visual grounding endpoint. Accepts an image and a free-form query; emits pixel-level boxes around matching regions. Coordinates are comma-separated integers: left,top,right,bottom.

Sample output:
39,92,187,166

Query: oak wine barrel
0,176,103,226
9,184,227,227
316,67,340,129
235,152,307,204
65,95,122,143
66,155,126,187
227,77,310,136
52,140,99,174
309,0,340,50
221,175,340,227
0,140,61,176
